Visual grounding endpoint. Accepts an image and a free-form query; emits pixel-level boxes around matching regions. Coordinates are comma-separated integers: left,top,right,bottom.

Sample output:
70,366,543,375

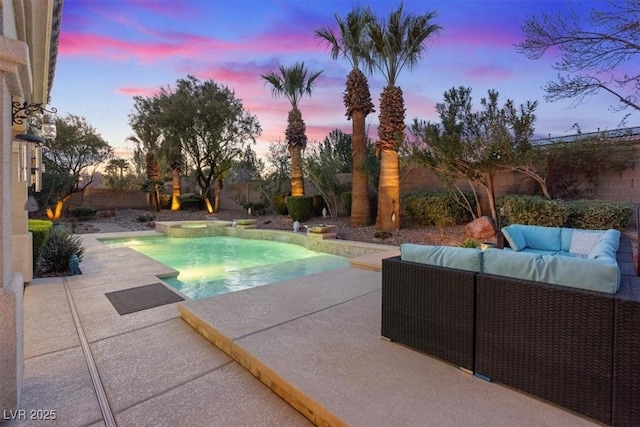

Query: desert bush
341,192,352,216
565,200,632,230
497,195,568,227
312,194,327,216
160,194,172,209
403,192,472,227
178,193,205,210
136,213,155,223
70,206,96,220
38,226,85,275
271,193,289,215
285,196,313,222
28,219,53,270
459,238,479,248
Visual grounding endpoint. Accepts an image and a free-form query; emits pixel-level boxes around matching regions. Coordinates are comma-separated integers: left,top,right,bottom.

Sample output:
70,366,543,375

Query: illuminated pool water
101,236,350,299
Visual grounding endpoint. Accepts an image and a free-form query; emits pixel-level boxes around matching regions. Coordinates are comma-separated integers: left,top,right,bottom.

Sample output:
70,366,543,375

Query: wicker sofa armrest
381,256,476,371
613,272,640,426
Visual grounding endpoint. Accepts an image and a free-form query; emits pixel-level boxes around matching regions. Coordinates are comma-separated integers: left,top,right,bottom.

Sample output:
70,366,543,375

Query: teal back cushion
520,225,562,251
502,225,527,251
588,229,621,260
400,244,483,273
560,228,574,252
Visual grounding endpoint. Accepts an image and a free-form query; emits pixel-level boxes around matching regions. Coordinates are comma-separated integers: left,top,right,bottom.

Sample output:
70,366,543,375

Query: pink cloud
463,66,515,82
116,86,160,97
59,31,235,63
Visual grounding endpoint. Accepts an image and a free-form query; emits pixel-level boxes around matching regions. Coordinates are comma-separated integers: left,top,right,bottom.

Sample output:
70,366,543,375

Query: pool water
102,236,350,299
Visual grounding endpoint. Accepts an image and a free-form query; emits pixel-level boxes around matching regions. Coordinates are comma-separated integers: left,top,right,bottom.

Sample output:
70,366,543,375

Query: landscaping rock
465,216,496,239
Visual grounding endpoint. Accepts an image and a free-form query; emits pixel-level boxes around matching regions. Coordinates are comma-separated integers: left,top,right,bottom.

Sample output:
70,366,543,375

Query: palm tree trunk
350,109,370,227
375,148,400,232
289,145,305,196
171,168,181,211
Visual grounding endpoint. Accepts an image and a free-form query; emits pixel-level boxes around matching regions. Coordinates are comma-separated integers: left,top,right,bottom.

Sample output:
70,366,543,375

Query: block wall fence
68,154,640,225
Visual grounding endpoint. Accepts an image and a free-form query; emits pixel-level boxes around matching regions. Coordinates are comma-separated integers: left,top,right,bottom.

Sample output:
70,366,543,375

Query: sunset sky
50,0,637,158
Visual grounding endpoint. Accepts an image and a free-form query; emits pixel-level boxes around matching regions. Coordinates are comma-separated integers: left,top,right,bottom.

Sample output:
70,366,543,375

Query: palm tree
261,62,322,196
315,6,376,227
128,95,164,211
369,4,441,232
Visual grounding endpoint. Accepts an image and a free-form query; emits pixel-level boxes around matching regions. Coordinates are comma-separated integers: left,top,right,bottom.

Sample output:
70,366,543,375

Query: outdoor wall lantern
13,101,57,208
16,133,44,211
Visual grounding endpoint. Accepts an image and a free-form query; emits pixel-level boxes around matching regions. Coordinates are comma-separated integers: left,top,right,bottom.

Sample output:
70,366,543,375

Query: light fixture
391,211,396,223
13,101,57,142
15,133,44,193
41,114,57,139
12,101,57,126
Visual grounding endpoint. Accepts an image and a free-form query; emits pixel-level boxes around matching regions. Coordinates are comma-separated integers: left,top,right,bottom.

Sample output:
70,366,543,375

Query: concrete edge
349,250,400,272
178,303,347,427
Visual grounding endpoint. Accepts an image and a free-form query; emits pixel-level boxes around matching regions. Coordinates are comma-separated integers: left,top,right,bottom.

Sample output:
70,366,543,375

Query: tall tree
369,4,441,232
261,62,322,196
159,76,261,212
408,87,541,222
40,114,113,219
517,0,640,115
128,96,165,211
315,6,375,226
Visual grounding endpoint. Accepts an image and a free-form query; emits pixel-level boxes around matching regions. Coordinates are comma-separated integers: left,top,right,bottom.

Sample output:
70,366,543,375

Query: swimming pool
101,235,350,299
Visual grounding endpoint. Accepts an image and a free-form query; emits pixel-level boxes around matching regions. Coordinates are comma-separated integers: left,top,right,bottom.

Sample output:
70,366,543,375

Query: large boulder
465,216,496,239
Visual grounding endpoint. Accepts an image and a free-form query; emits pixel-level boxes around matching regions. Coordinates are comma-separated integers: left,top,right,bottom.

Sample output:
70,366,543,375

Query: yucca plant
38,226,85,275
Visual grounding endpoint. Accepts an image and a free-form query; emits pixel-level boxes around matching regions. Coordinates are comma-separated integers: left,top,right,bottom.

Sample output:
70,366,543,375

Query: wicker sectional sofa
381,230,640,426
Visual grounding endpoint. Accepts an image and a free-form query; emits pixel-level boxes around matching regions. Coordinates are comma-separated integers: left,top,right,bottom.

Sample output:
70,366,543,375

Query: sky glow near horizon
50,0,638,158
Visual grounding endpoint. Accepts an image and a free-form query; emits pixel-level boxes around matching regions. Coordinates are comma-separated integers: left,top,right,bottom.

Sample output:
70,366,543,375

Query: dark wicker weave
381,256,476,371
613,274,640,427
475,274,615,424
475,236,640,426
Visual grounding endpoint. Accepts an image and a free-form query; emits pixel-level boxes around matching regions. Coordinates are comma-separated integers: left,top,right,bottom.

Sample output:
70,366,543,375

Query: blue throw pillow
502,225,527,251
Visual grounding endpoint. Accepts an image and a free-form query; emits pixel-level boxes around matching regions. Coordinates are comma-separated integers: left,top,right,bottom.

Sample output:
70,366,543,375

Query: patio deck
7,229,598,426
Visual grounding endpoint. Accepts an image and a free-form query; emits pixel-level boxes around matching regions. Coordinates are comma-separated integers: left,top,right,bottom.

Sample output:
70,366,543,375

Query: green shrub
497,195,632,230
459,238,479,248
160,194,172,209
312,194,326,216
28,219,53,271
341,192,352,216
271,193,289,215
497,195,568,227
247,201,267,216
70,206,96,220
285,196,313,222
38,226,85,275
178,193,205,210
136,213,155,223
402,192,472,227
565,199,632,230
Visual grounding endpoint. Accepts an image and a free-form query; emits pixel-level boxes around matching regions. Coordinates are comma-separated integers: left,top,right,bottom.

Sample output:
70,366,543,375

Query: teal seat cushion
519,248,559,256
482,248,619,294
400,244,483,273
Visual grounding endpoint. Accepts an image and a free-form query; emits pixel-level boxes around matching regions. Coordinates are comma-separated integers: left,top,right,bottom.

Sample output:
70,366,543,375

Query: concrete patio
6,228,599,426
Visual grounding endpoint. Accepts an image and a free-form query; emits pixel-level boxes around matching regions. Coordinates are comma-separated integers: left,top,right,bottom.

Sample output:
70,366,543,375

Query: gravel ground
67,208,473,247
